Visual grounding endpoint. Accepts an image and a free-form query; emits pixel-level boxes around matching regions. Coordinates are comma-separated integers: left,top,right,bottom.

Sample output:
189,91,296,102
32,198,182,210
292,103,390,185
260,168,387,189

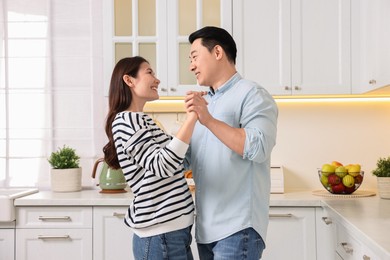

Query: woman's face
130,62,160,101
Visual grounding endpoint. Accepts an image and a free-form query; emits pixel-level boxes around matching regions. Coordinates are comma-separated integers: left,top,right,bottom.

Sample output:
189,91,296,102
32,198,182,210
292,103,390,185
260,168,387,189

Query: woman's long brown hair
103,56,148,169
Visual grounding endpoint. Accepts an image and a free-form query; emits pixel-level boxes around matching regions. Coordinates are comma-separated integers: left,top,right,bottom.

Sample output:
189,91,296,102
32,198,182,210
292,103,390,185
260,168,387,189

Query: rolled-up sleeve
242,88,278,163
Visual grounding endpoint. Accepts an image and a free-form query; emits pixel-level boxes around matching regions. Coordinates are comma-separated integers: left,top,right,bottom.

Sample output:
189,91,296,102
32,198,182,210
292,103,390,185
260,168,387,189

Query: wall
149,98,390,193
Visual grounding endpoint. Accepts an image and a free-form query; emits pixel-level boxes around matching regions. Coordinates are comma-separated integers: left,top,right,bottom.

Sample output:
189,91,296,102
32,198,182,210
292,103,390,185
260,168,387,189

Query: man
184,26,278,259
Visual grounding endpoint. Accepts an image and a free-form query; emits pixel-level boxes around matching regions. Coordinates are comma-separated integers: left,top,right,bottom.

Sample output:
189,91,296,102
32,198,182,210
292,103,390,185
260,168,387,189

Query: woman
103,56,196,259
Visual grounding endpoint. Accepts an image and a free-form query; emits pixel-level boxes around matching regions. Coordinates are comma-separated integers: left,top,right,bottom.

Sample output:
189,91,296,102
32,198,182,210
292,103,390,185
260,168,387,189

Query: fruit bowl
318,170,364,194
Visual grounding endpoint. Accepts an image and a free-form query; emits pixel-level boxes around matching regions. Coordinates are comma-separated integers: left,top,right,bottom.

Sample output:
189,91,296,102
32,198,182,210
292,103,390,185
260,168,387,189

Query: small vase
377,177,390,199
51,168,82,192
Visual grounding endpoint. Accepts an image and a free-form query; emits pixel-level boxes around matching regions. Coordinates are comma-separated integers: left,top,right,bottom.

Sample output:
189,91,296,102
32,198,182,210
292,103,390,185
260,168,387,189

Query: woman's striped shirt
112,112,194,237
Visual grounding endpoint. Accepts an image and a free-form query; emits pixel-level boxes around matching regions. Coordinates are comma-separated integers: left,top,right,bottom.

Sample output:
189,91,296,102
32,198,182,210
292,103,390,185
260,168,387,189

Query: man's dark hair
189,26,237,64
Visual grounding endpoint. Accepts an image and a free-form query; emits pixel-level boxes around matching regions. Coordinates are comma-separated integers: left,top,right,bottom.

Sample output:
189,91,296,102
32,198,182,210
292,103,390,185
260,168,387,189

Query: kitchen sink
0,188,39,222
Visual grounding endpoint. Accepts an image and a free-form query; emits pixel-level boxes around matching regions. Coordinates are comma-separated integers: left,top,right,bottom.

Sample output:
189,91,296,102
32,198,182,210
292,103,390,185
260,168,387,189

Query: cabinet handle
38,235,70,240
321,217,332,225
284,86,291,91
269,213,293,218
294,86,301,91
113,212,126,218
39,216,71,221
160,88,168,92
363,255,371,260
170,88,177,92
369,79,376,85
340,242,353,254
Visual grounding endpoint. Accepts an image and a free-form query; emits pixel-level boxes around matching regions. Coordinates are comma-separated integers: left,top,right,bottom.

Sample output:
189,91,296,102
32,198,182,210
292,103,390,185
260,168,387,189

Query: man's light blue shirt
186,73,278,243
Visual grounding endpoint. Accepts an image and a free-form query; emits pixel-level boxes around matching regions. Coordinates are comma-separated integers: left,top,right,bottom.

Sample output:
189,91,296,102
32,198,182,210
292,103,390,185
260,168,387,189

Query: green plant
372,156,390,177
48,145,80,169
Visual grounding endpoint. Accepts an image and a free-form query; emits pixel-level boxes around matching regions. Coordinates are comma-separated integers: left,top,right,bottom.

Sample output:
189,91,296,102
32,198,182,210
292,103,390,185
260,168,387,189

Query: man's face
189,38,216,87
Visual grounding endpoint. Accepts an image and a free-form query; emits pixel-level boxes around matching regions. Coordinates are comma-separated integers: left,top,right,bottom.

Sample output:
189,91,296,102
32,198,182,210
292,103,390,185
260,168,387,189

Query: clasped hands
184,91,210,125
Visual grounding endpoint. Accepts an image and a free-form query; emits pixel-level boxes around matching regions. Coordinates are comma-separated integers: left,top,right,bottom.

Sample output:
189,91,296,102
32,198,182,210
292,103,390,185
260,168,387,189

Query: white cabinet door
235,0,351,95
234,0,291,96
291,0,351,95
15,228,92,260
0,229,14,260
93,207,133,260
351,0,390,93
316,207,336,260
262,207,316,260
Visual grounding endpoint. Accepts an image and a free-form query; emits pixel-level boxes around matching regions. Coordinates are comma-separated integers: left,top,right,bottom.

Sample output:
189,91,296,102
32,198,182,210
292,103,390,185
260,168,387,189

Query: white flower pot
51,168,82,192
377,177,390,199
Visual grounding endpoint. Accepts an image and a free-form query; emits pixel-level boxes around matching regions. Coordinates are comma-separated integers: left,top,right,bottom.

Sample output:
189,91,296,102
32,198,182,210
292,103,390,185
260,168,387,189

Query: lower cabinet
0,223,15,260
93,207,133,260
323,206,383,260
93,206,200,260
335,222,381,260
262,207,317,260
15,206,93,260
316,207,336,260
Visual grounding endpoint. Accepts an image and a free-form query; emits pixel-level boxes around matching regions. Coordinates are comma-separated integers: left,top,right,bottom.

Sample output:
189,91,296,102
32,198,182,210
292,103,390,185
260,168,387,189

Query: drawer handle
322,217,332,225
363,255,371,260
38,235,70,240
113,212,126,218
269,213,293,218
340,242,353,254
39,216,71,221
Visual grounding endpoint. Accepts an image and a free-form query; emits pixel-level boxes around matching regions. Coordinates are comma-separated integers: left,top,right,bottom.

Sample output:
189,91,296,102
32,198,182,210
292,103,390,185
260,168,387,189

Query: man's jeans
133,226,193,260
197,228,265,260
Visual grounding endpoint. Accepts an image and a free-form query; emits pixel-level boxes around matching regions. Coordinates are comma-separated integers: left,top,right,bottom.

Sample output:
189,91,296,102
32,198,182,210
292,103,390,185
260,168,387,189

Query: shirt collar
207,73,242,97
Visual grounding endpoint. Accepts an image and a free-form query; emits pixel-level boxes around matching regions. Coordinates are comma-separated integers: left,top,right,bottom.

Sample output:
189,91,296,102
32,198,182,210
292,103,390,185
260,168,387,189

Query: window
0,0,104,188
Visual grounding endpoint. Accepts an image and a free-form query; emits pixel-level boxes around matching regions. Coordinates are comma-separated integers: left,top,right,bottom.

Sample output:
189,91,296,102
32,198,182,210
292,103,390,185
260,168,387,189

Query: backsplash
146,98,390,192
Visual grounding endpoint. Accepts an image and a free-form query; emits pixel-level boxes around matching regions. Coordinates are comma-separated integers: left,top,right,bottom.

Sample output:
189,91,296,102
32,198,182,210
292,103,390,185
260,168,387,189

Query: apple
335,166,348,178
331,161,343,167
348,164,361,177
354,174,363,184
320,174,329,187
342,175,355,188
321,164,336,176
328,174,341,185
344,186,356,194
331,183,345,194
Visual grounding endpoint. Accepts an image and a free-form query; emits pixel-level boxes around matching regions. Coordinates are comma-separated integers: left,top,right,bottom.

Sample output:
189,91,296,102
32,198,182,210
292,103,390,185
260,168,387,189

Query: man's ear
123,75,134,87
214,45,223,61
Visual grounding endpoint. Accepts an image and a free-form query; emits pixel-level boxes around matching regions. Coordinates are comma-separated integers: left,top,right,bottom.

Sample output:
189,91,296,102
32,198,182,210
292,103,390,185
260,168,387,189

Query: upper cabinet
103,0,233,97
351,0,390,94
233,0,352,96
234,0,390,96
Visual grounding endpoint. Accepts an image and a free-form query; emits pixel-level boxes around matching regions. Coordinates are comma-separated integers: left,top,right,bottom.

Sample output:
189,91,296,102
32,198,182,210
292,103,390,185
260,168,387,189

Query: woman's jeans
133,225,193,260
197,228,265,260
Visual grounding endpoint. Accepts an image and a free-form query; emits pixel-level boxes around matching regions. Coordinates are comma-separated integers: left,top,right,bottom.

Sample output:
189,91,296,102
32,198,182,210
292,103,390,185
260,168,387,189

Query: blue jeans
197,228,265,260
133,226,194,260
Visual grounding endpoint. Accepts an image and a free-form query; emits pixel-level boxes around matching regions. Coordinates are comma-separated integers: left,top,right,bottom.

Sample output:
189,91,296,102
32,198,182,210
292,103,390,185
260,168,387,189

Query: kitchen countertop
14,189,390,258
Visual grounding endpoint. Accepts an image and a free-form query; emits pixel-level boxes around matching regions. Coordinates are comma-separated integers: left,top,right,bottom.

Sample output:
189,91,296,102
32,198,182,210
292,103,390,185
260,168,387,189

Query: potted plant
48,145,82,192
372,156,390,199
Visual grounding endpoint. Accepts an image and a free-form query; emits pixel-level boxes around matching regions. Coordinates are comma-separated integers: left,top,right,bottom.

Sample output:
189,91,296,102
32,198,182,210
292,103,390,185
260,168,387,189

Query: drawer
16,207,92,228
336,223,361,260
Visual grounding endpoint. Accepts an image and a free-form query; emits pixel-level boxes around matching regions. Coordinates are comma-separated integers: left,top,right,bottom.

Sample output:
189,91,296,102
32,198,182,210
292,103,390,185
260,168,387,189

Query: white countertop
14,189,390,258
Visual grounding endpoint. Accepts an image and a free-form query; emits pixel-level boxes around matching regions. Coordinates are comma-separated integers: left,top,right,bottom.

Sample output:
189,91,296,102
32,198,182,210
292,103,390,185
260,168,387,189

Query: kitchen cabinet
93,207,133,260
323,204,384,260
262,207,316,259
315,207,336,260
15,206,93,260
233,0,352,95
0,223,15,260
93,206,200,260
351,0,390,93
103,0,233,97
335,222,381,260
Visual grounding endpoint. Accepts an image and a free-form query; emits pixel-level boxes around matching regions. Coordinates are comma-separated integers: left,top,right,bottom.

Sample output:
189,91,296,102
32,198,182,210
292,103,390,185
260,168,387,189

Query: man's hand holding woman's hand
184,91,211,125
